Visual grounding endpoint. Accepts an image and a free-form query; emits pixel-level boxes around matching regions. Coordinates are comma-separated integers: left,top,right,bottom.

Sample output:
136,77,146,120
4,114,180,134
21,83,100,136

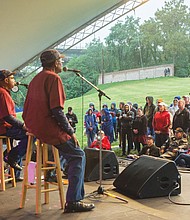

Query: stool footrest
45,161,56,165
25,182,61,189
4,178,14,182
41,167,55,170
41,188,59,193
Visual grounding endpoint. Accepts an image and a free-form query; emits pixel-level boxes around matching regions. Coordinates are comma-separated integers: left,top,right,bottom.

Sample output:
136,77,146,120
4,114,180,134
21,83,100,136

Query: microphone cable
168,182,190,205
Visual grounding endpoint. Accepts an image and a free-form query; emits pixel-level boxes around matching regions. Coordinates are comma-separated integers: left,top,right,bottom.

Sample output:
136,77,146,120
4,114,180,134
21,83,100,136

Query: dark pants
155,133,169,148
147,126,155,138
175,154,190,167
3,144,22,178
86,132,95,147
121,128,133,155
113,122,117,140
3,127,28,178
55,139,85,202
134,142,146,153
6,126,28,161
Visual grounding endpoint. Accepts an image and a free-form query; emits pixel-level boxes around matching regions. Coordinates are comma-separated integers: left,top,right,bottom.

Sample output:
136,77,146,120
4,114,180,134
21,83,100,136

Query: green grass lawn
17,76,190,148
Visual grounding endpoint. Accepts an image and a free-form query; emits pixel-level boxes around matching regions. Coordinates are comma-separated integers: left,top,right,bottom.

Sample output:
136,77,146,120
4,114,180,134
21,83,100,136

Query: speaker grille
84,148,119,182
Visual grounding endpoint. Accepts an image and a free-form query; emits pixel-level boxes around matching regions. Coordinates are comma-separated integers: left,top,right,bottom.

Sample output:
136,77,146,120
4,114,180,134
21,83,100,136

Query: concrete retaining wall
98,64,174,84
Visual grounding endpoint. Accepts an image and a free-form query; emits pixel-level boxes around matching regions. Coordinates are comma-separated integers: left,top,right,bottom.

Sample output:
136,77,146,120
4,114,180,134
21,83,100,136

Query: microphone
63,66,81,73
16,82,29,88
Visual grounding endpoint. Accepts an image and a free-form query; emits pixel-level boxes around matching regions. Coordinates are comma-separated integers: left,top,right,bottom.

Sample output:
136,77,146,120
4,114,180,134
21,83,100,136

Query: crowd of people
84,95,190,168
1,49,190,214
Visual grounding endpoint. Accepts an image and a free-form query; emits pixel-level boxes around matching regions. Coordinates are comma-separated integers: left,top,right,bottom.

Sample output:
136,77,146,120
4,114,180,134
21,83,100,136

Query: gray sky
79,0,190,48
136,0,190,21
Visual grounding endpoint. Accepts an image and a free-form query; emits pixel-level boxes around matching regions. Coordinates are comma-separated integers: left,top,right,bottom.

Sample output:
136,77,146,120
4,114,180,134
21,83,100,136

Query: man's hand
71,133,79,147
173,148,178,153
22,123,27,131
160,146,165,154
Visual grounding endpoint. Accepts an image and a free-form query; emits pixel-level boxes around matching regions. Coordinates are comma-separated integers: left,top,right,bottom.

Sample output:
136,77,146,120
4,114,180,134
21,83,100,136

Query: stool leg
43,144,49,204
20,135,33,208
6,138,16,187
53,146,65,209
36,139,42,214
0,139,5,191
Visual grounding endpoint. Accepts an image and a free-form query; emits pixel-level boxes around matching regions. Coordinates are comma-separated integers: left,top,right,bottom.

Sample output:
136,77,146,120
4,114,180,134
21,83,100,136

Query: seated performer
0,69,28,181
22,49,95,213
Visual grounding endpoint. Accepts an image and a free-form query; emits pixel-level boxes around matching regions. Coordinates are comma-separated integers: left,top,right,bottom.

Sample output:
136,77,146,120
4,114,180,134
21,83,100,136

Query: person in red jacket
153,102,171,147
90,130,111,150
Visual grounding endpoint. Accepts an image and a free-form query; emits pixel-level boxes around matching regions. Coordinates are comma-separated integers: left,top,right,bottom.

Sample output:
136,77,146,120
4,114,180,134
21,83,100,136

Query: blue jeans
86,132,95,147
175,153,190,167
6,127,28,162
147,126,155,138
55,139,85,202
155,133,169,148
4,127,28,178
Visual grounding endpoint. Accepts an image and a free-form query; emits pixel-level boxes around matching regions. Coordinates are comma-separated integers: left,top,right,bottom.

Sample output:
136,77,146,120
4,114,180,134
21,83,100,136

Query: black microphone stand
73,71,128,203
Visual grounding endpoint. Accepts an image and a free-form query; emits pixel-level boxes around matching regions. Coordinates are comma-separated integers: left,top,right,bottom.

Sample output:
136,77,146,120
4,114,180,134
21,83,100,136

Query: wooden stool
0,136,16,191
20,133,65,214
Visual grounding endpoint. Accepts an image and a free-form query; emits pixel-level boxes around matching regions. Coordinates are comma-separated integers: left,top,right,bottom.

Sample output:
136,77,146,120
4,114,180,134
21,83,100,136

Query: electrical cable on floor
95,179,114,185
168,183,190,205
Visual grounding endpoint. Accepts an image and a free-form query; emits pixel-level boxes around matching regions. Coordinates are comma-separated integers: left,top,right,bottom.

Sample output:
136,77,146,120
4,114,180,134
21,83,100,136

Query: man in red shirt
23,49,95,213
0,70,27,180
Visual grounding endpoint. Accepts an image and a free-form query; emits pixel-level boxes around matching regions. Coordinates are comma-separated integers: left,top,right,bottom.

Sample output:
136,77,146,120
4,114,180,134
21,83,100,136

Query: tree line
62,0,190,99
13,0,190,107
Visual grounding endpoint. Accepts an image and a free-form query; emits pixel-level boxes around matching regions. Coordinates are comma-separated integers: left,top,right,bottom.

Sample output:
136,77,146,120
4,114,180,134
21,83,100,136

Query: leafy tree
141,0,190,76
105,16,142,71
61,39,102,99
140,18,163,66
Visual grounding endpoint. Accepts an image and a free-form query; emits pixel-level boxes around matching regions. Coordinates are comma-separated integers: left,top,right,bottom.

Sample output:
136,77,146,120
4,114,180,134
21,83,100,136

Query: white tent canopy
0,0,130,71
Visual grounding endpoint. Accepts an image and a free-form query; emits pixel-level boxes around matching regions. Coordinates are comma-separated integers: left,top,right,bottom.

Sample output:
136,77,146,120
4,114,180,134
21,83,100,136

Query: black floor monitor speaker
113,155,181,199
84,148,119,182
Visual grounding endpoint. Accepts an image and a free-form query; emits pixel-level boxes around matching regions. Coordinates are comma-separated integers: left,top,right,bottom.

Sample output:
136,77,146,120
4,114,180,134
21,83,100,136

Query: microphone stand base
86,185,128,204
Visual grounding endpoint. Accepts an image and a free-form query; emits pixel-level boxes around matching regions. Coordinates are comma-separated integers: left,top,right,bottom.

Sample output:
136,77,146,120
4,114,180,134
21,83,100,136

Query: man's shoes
4,156,22,171
16,177,24,182
45,175,57,183
64,201,95,213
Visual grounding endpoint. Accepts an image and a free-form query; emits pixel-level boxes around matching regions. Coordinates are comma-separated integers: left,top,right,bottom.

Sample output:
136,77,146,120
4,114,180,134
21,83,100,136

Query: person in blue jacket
85,108,98,147
109,102,118,141
101,108,114,144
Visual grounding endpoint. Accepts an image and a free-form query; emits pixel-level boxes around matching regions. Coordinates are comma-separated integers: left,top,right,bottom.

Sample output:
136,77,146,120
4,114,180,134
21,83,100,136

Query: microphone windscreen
63,67,68,72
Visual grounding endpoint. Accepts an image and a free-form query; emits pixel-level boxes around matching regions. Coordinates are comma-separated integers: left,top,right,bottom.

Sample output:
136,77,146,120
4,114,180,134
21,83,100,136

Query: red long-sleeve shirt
90,136,111,150
153,111,171,134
